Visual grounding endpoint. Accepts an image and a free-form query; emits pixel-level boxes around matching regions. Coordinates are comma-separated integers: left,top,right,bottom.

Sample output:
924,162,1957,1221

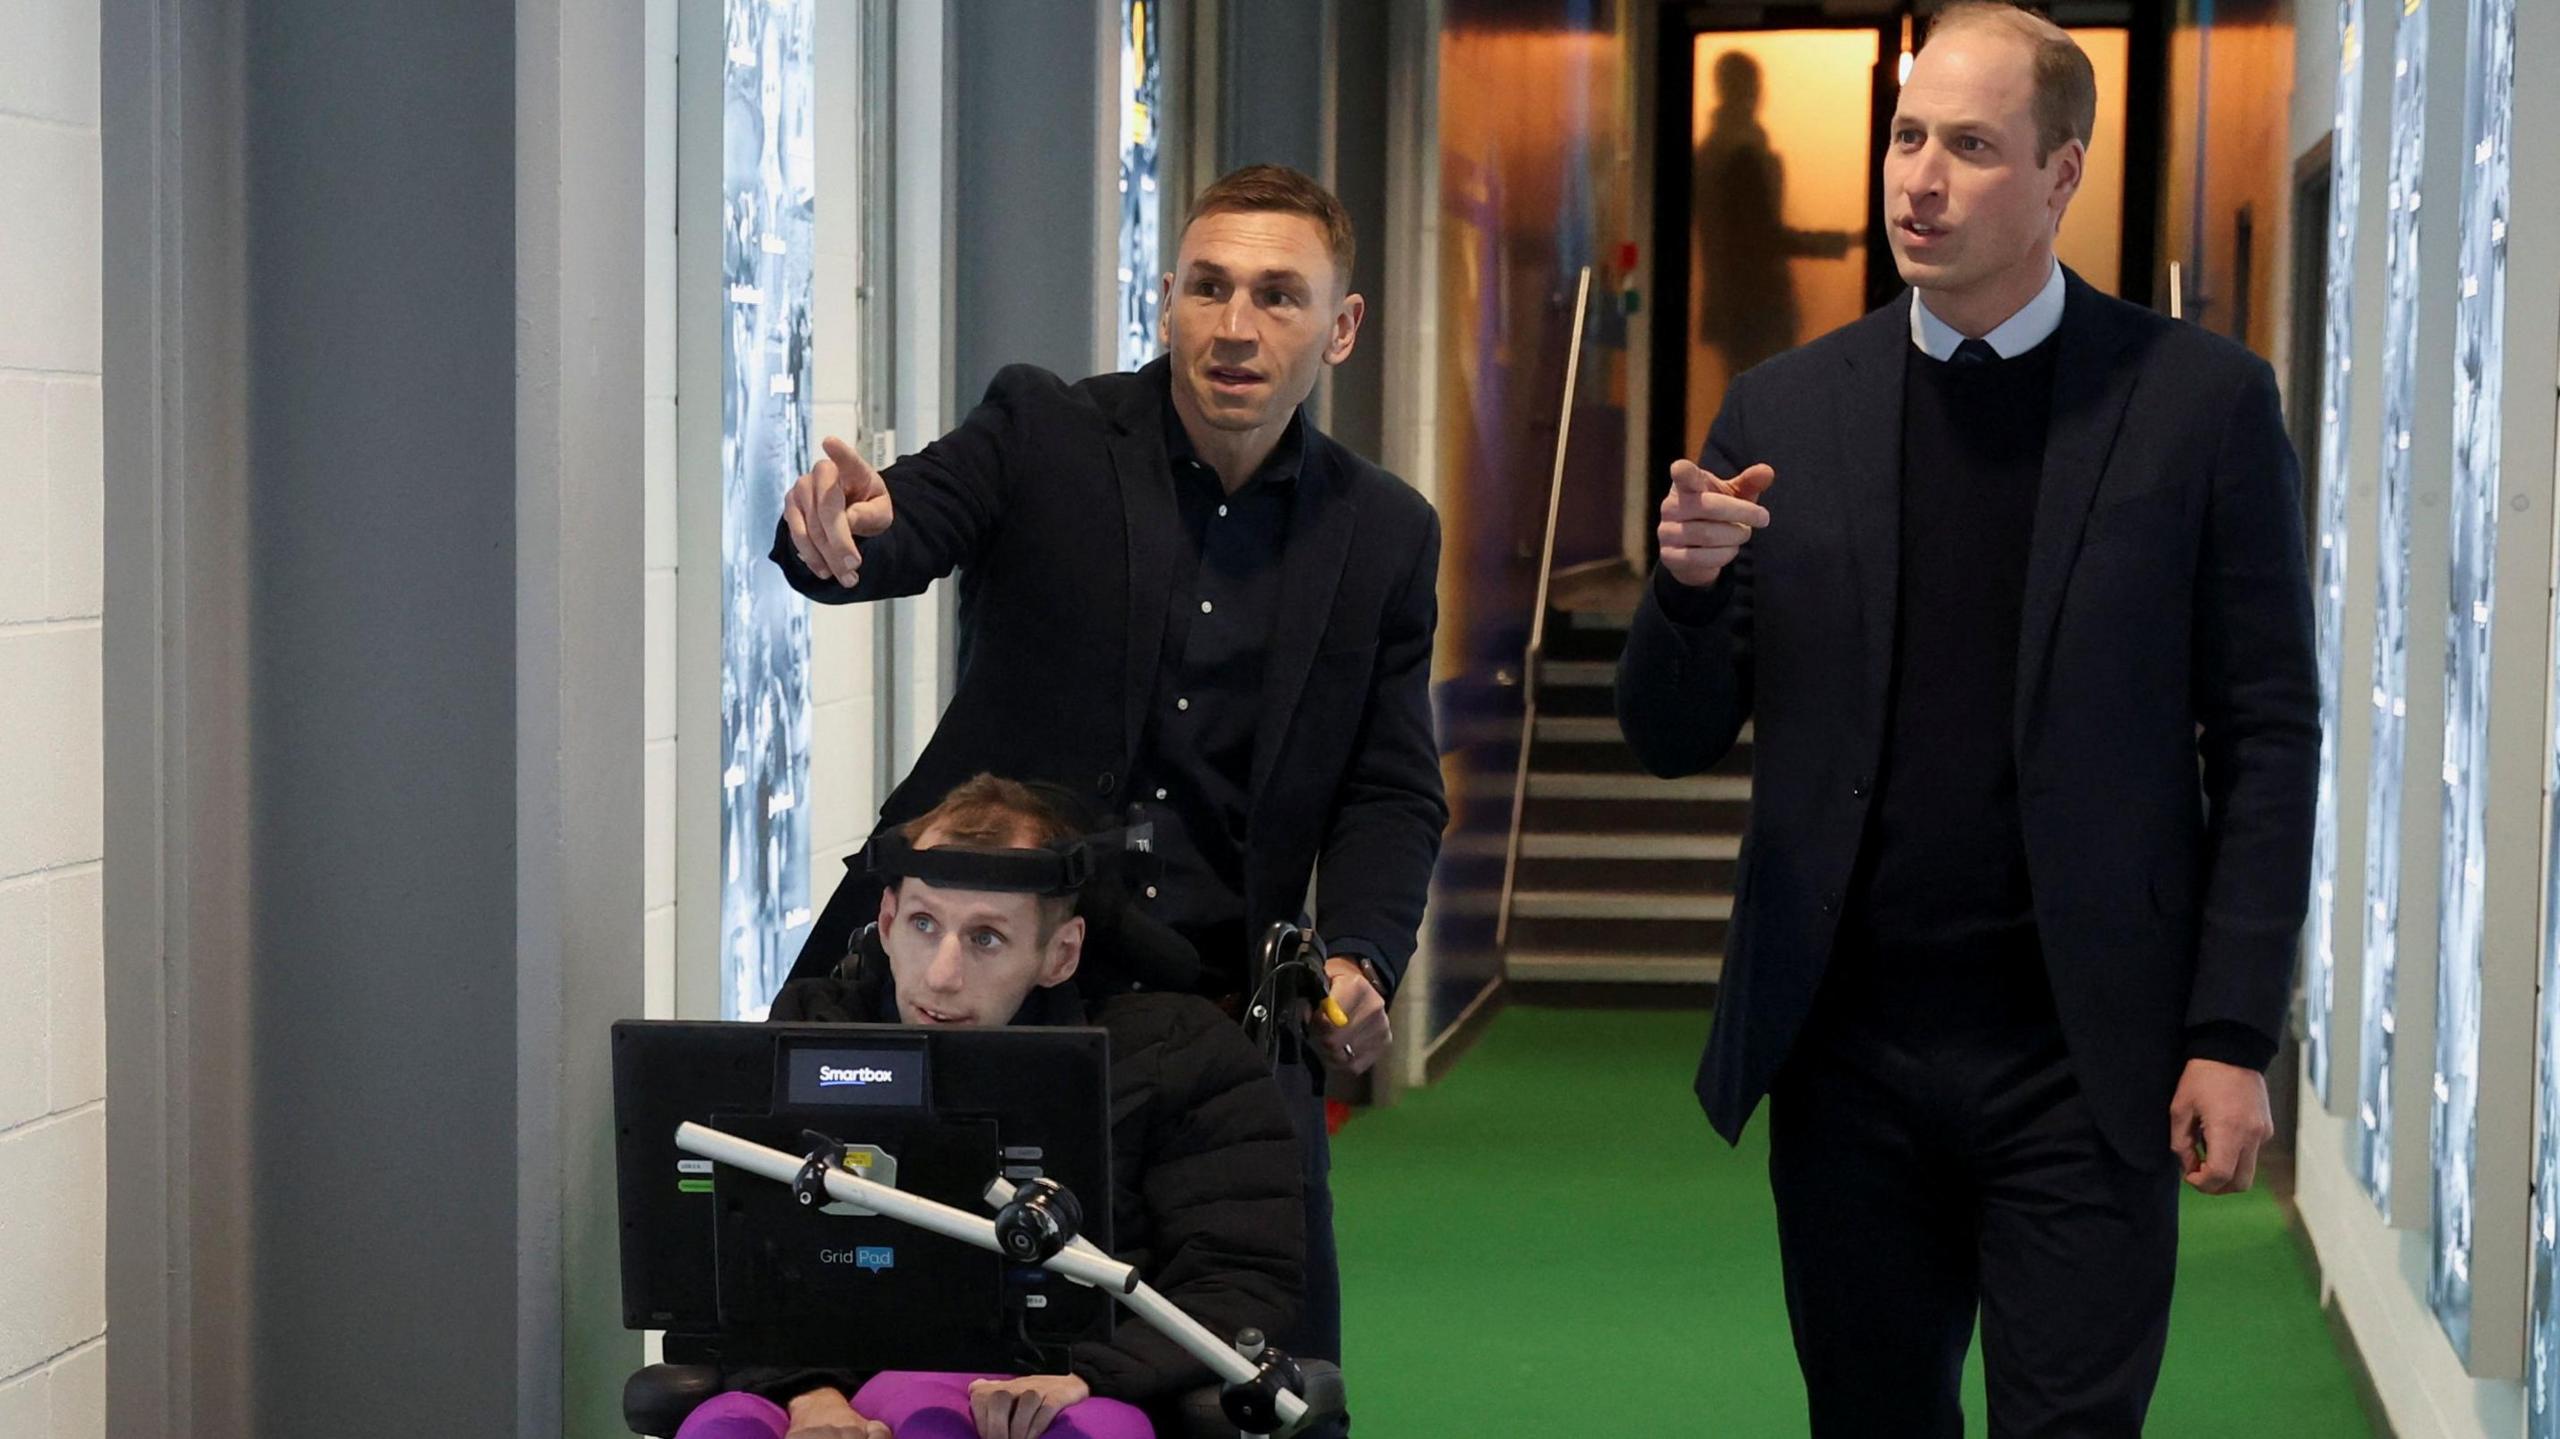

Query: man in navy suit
1618,6,2317,1432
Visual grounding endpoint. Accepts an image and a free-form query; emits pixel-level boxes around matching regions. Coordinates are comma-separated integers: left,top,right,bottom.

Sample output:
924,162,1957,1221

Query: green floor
1331,1007,2370,1435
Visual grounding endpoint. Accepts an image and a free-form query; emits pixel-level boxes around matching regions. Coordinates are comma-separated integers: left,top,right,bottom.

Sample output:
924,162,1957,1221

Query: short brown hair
898,774,1082,936
1925,2,2097,166
1184,163,1357,291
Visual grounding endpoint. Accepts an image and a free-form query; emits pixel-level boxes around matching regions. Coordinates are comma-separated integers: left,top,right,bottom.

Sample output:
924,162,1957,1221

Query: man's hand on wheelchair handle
1308,957,1390,1076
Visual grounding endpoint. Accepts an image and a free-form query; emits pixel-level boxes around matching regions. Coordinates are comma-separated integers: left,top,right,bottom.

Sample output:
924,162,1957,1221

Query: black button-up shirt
1130,383,1302,989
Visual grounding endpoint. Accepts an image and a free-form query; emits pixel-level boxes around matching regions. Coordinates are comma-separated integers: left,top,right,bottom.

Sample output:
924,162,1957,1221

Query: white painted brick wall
808,0,883,890
643,0,678,1018
0,1,106,1422
644,739,677,915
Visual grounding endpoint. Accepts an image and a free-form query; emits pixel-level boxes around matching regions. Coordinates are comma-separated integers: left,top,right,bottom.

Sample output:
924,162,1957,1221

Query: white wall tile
806,697,866,855
45,1340,101,1439
0,879,48,1131
810,400,863,456
809,595,868,708
0,627,102,880
643,73,676,402
644,398,677,571
0,1107,105,1378
811,0,859,267
0,118,100,375
845,707,877,845
644,228,675,402
644,904,676,1020
641,0,676,1035
645,738,676,912
0,1367,45,1439
0,74,104,1416
814,255,861,404
0,0,100,128
46,869,99,1111
813,842,862,931
45,379,100,621
645,569,676,742
0,376,45,624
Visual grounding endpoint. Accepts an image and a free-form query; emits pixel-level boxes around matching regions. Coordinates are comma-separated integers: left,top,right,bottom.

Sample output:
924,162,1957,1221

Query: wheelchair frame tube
672,1122,1311,1429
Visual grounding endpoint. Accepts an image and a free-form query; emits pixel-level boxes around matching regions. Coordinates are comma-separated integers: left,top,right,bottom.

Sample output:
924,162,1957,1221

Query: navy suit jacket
1616,273,2318,1166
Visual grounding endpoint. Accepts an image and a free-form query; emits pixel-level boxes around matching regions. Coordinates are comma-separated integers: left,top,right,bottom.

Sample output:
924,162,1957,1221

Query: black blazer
773,358,1448,990
1616,273,2318,1166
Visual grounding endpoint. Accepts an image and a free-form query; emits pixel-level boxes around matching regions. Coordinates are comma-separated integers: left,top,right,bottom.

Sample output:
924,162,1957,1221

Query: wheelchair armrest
1295,1360,1346,1421
623,1362,724,1437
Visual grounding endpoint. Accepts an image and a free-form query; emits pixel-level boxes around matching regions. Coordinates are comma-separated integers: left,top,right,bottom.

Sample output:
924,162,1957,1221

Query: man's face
1882,28,2081,302
875,855,1082,1028
1158,209,1363,434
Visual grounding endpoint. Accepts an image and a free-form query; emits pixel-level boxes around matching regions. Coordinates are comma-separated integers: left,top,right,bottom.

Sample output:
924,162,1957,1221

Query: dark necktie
1952,337,2000,365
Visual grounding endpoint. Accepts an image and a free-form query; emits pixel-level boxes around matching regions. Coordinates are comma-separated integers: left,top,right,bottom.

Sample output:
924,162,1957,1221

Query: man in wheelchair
678,774,1305,1439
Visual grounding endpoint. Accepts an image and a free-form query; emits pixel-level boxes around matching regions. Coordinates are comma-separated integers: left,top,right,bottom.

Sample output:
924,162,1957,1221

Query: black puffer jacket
761,929,1304,1406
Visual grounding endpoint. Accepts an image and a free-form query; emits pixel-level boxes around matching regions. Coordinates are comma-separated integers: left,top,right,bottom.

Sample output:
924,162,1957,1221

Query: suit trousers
1766,942,2181,1437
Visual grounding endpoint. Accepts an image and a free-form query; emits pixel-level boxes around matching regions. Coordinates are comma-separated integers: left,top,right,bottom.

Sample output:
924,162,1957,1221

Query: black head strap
865,833,1088,895
863,822,1154,897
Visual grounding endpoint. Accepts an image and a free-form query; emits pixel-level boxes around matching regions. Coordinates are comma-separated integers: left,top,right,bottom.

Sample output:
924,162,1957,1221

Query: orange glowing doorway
1647,10,2144,541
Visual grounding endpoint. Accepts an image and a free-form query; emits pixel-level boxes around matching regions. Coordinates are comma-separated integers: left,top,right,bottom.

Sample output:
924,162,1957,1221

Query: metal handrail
1494,265,1596,949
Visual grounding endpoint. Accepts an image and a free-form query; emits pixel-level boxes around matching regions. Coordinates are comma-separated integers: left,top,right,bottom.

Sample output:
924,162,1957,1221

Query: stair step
1506,950,1723,985
1517,863,1731,900
1510,913,1727,951
1534,715,1624,744
1442,832,1741,867
1527,772,1752,802
1522,831,1740,860
1457,771,1753,804
1519,800,1752,834
1533,715,1755,747
1541,658,1764,695
1443,715,1749,748
1510,889,1735,920
1540,660,1617,688
1448,831,1739,862
1566,608,1637,632
1424,888,1503,918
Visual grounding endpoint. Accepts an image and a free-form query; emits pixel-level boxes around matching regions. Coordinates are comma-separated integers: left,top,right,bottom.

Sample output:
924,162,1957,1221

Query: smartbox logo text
818,1064,897,1088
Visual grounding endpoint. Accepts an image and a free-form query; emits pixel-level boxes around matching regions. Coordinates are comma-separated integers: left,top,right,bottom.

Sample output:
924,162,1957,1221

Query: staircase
1491,602,1752,989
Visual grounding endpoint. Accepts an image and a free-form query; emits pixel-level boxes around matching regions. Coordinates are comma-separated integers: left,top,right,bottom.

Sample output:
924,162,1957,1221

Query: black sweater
1840,338,2059,965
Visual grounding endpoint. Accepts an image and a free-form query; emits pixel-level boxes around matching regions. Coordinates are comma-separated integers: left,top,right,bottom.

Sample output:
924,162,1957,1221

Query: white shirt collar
1909,260,2067,360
